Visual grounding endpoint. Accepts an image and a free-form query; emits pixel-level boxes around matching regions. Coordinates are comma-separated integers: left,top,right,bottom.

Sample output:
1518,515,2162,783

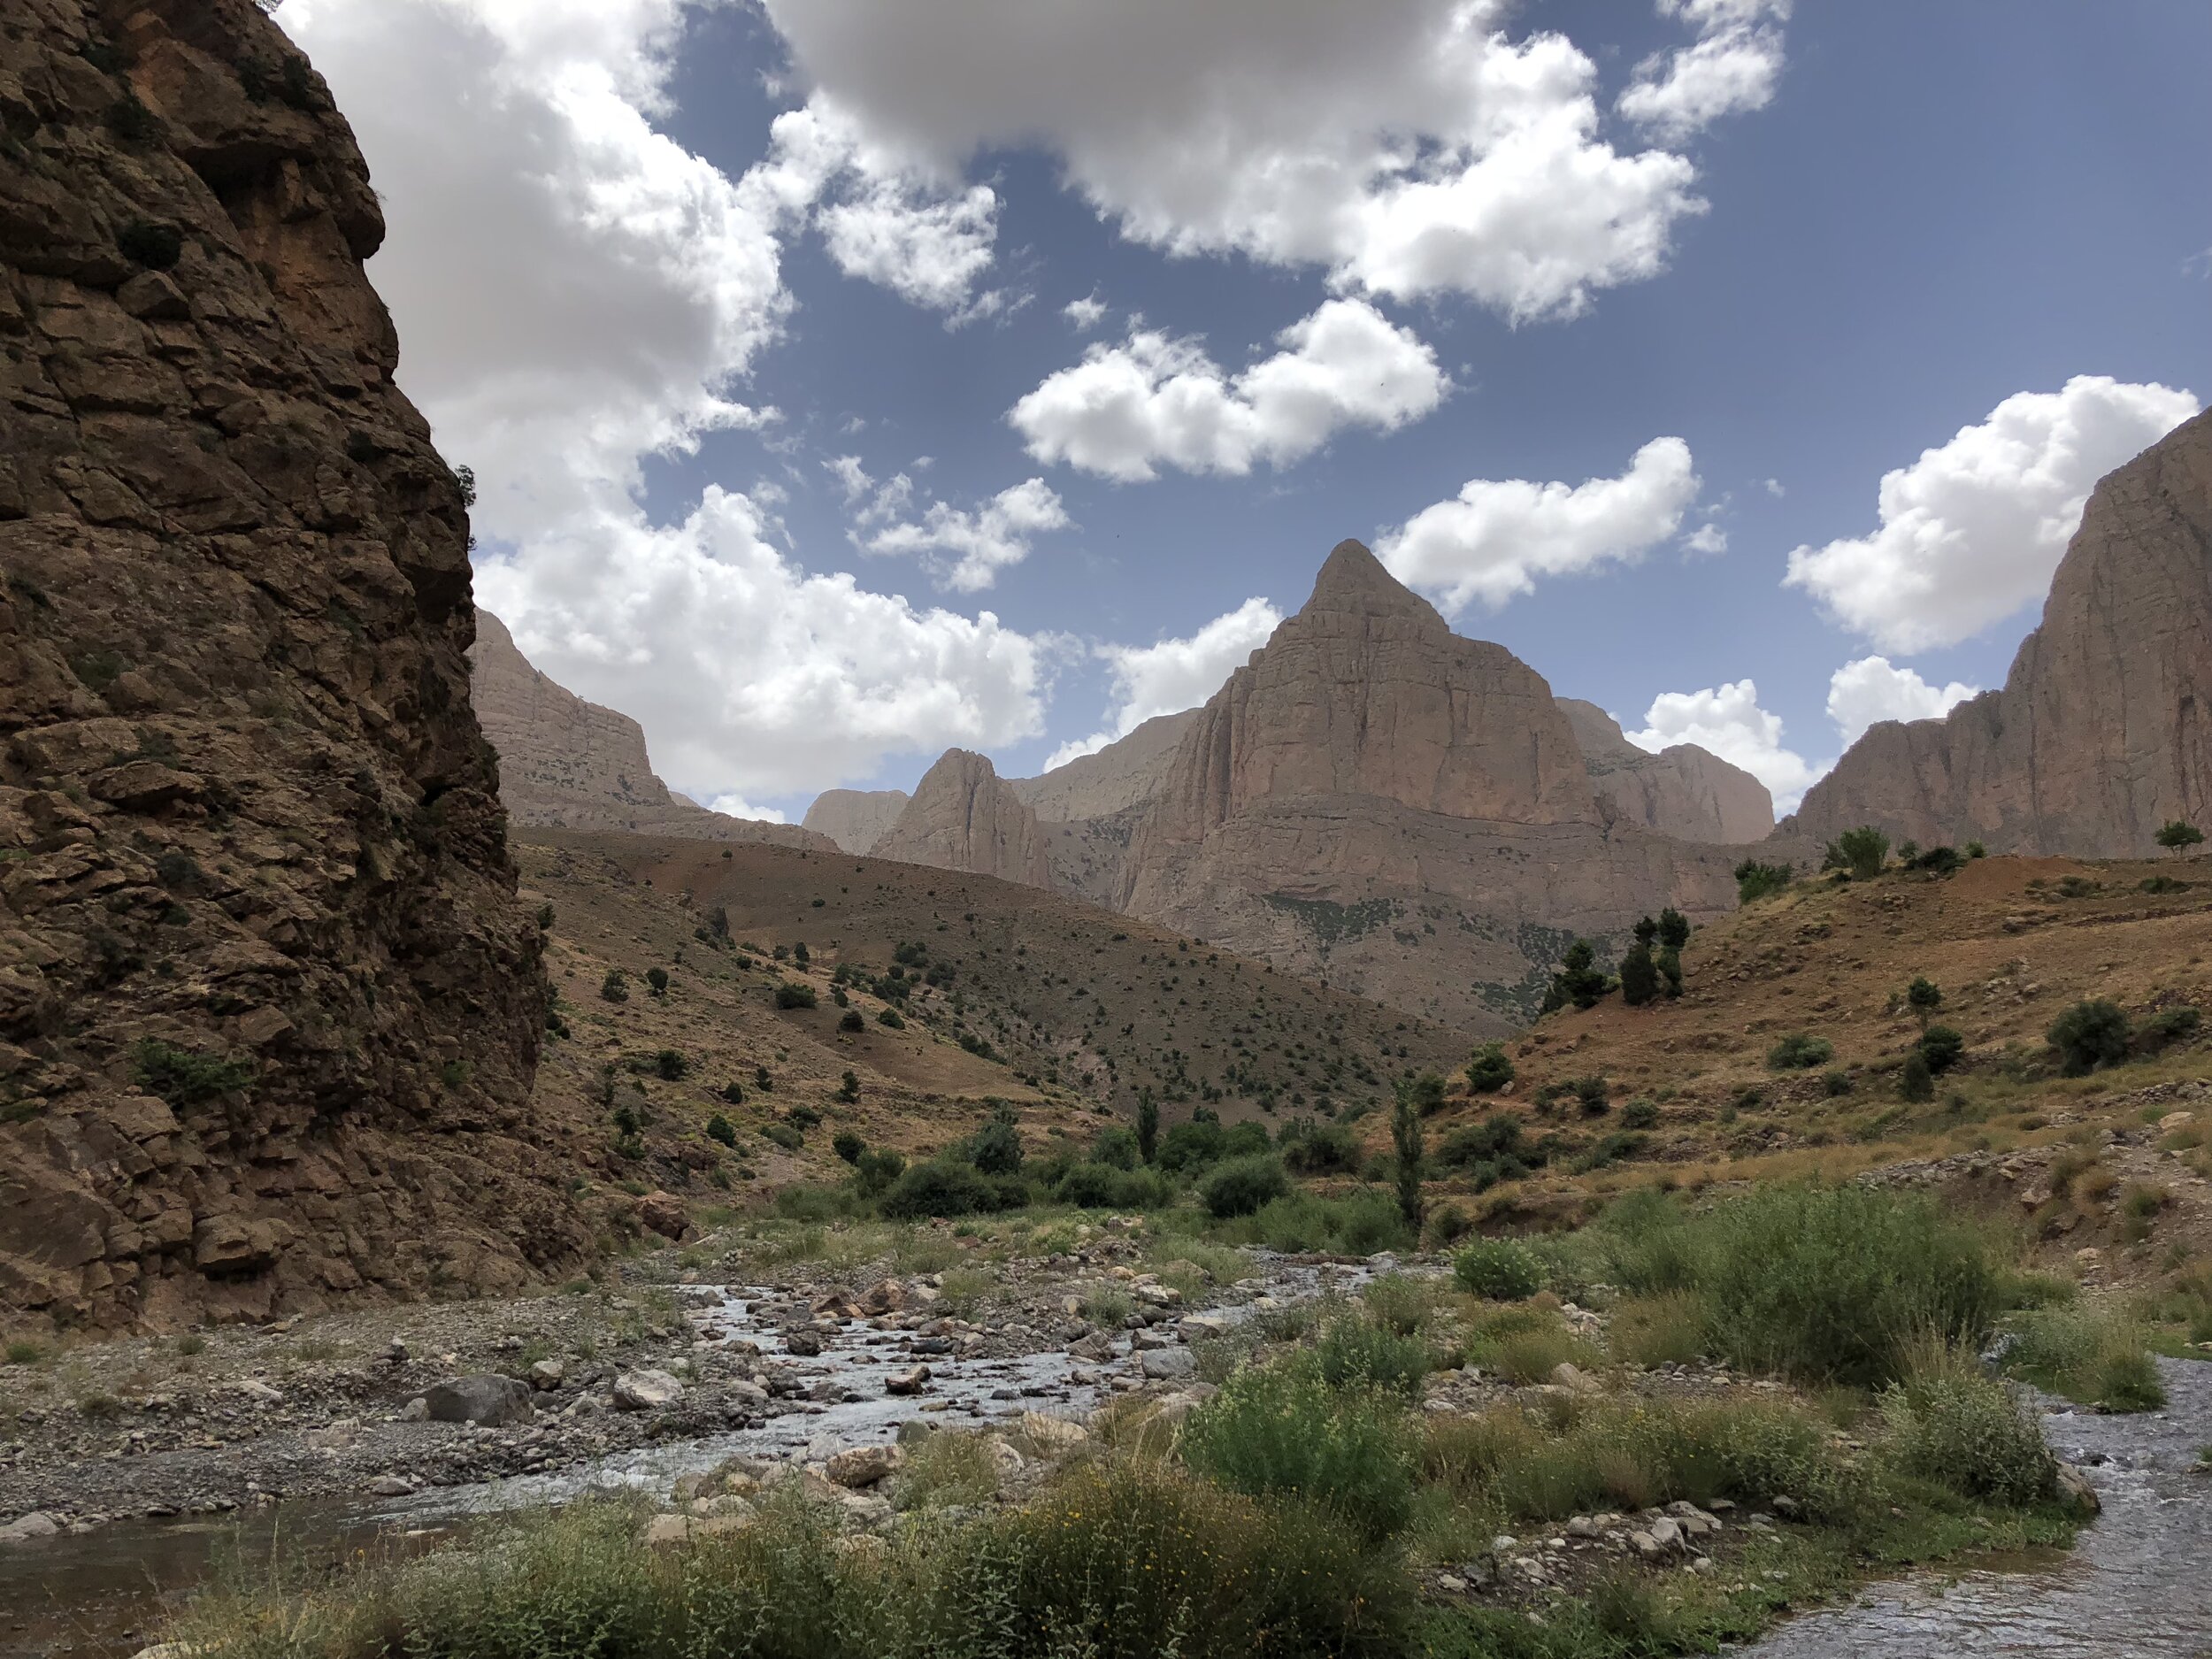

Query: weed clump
1180,1360,1419,1542
1455,1238,1544,1302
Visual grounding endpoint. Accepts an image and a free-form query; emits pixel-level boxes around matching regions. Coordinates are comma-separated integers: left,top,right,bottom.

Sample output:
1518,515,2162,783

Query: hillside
514,829,1467,1209
1403,851,2212,1262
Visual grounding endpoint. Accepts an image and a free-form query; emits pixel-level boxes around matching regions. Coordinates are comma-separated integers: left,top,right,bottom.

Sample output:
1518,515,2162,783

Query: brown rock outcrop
1113,543,1743,1028
1788,410,2212,854
802,787,910,855
1010,710,1198,822
0,0,588,1331
470,611,830,850
1559,700,1773,843
872,749,1054,888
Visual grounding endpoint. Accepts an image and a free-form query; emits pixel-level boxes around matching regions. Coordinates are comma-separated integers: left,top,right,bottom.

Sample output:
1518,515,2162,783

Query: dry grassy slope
515,831,1467,1205
1409,853,2212,1247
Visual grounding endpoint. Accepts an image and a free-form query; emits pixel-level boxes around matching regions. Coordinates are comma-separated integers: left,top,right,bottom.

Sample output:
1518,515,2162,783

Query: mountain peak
1303,539,1436,619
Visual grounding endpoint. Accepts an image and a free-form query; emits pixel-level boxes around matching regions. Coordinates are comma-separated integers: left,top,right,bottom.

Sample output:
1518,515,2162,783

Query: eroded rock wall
872,749,1054,889
0,0,588,1331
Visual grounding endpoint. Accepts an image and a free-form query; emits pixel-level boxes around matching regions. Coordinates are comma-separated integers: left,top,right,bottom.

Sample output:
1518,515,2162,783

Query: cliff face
872,749,1054,889
1010,710,1199,822
802,788,910,855
1559,700,1774,843
0,0,588,1331
471,611,832,850
1114,543,1743,1030
1789,410,2212,853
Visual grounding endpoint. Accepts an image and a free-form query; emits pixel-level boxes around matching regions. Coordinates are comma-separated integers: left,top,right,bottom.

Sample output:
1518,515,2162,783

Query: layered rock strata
1788,410,2212,854
872,749,1054,889
0,0,587,1330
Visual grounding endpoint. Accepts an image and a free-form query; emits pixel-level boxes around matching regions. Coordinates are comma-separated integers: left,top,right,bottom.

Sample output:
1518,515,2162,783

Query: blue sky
284,0,2209,822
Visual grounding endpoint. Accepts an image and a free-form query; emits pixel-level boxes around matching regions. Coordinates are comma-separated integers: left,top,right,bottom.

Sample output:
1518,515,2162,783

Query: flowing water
1744,1356,2212,1658
0,1262,1358,1657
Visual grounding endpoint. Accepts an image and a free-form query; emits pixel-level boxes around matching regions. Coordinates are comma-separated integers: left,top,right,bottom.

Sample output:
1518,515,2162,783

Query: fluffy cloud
703,794,789,825
1377,438,1700,612
1824,657,1979,748
1625,679,1823,812
1010,300,1447,481
284,1,1051,798
1064,292,1109,331
849,470,1074,592
477,490,1048,796
1046,598,1284,769
1618,0,1792,142
758,0,1732,321
1786,376,2200,653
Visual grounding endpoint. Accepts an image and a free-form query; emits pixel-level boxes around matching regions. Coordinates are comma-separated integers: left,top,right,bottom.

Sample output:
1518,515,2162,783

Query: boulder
885,1365,931,1396
1140,1348,1198,1380
527,1359,565,1391
612,1369,686,1411
825,1445,902,1487
421,1375,533,1427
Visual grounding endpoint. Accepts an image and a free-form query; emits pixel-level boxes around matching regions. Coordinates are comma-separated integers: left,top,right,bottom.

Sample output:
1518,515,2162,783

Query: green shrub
880,1159,1022,1220
1571,1075,1609,1115
775,981,818,1010
1733,858,1794,902
1767,1033,1834,1071
2001,1305,2168,1412
1918,1025,1965,1075
964,1110,1024,1176
839,1009,864,1033
599,969,628,1002
705,1113,738,1148
1617,942,1660,1007
832,1130,864,1164
1899,1051,1934,1102
1202,1155,1290,1218
1824,826,1890,878
1180,1360,1418,1542
132,1040,254,1105
876,1007,904,1029
1880,1346,2056,1507
1313,1316,1429,1398
762,1122,803,1153
1158,1115,1228,1171
652,1048,688,1080
1465,1042,1516,1094
1822,1069,1853,1098
2139,1005,2203,1052
1092,1125,1140,1170
1455,1238,1544,1302
1056,1162,1169,1210
1279,1118,1360,1174
1620,1099,1658,1130
1241,1190,1409,1256
1540,941,1609,1013
2048,999,2131,1075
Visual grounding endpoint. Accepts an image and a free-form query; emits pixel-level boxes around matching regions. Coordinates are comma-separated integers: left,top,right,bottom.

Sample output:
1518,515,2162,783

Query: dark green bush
1313,1317,1428,1399
1733,859,1794,903
1767,1033,1833,1071
1618,942,1659,1007
1091,1125,1141,1170
839,1009,864,1033
762,1122,803,1153
1056,1161,1168,1210
2139,1005,2202,1052
1279,1117,1360,1173
1900,1052,1935,1102
1621,1099,1658,1130
1824,826,1890,879
1455,1238,1543,1301
1202,1155,1290,1218
833,1130,864,1164
2048,999,2130,1076
132,1040,253,1106
1465,1042,1516,1094
599,969,628,1002
1918,1025,1965,1075
705,1113,738,1148
876,1007,904,1029
1540,941,1609,1014
880,1159,1022,1220
775,981,818,1010
964,1109,1024,1176
653,1048,688,1080
1158,1115,1228,1171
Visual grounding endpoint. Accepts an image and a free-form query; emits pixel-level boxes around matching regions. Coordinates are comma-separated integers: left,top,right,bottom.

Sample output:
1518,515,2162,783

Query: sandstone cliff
471,611,831,850
1559,699,1774,843
1788,410,2212,854
0,0,589,1331
872,749,1054,888
1010,710,1199,822
803,787,910,855
1113,543,1744,1029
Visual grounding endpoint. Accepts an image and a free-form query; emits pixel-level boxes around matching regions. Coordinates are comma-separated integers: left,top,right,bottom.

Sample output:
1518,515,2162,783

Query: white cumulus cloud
1824,657,1979,748
1785,376,2200,653
852,473,1073,593
1618,0,1792,142
284,0,1052,799
1625,678,1824,813
703,794,789,825
1046,597,1284,769
757,0,1734,322
1377,438,1701,612
1010,300,1447,482
1064,292,1109,331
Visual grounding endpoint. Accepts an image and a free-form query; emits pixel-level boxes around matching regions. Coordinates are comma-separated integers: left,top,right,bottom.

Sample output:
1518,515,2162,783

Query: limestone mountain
803,787,910,855
1558,699,1774,843
1010,710,1201,822
1107,543,1745,1028
871,749,1054,889
0,0,588,1331
471,611,830,850
1789,409,2212,854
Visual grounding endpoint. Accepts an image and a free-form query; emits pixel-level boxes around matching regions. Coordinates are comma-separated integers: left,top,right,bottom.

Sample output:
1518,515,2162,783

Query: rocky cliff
1010,710,1199,822
1559,699,1773,843
1113,543,1743,1029
1788,410,2212,854
471,611,831,850
872,749,1054,889
0,0,590,1332
802,787,910,855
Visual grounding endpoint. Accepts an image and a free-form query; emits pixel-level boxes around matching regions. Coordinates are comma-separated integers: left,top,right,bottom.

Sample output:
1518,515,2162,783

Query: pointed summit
1302,539,1441,622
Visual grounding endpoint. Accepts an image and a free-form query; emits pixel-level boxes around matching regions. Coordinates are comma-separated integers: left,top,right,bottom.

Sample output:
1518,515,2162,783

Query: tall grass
2001,1305,2168,1412
1179,1360,1420,1542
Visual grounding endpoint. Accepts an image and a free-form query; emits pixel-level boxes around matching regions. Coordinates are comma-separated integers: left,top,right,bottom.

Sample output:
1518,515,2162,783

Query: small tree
1899,1051,1934,1102
599,969,628,1003
968,1102,1023,1175
1136,1087,1159,1164
833,1129,864,1164
1734,859,1794,902
1465,1042,1515,1094
1541,940,1609,1013
2156,819,2205,856
2048,999,2131,1076
1657,908,1691,950
1906,977,1944,1030
1656,946,1684,998
1390,1076,1425,1233
646,966,670,996
836,1069,861,1103
793,941,811,965
1825,826,1890,879
706,1113,738,1148
1618,942,1659,1007
1407,1070,1448,1116
1632,915,1660,948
